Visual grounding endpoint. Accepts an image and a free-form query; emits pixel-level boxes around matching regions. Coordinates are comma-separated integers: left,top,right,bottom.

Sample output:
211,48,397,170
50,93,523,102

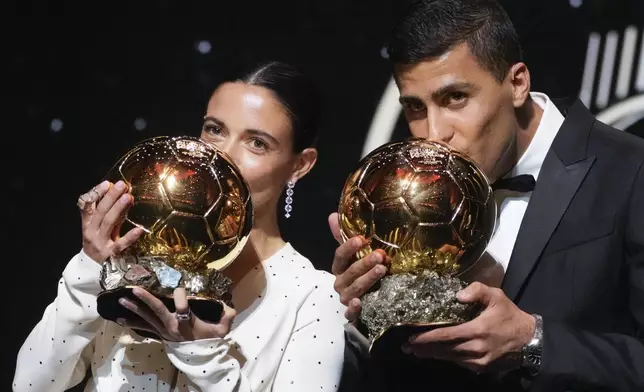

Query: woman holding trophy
13,62,347,391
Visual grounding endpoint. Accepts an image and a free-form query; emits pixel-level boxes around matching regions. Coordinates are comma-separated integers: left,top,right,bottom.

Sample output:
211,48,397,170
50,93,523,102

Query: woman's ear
289,148,318,183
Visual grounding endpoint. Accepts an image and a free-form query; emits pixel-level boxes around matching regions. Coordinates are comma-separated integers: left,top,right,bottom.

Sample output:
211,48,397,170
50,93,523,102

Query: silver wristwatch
521,314,543,376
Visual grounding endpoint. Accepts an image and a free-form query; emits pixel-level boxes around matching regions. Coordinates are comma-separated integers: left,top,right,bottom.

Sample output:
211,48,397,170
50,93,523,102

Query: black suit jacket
341,100,644,392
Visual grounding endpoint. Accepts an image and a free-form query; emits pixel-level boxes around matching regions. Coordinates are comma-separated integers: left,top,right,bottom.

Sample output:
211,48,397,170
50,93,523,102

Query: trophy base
97,286,223,338
359,270,481,356
368,321,459,357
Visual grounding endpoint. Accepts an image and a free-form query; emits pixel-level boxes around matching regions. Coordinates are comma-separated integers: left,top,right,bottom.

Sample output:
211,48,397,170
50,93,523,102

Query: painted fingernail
118,298,127,306
115,180,126,189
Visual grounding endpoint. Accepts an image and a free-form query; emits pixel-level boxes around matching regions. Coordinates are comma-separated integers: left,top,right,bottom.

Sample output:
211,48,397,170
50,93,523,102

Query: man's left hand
403,282,536,373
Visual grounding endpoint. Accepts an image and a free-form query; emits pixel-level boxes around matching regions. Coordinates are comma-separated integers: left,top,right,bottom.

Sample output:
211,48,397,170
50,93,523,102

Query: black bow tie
491,174,536,193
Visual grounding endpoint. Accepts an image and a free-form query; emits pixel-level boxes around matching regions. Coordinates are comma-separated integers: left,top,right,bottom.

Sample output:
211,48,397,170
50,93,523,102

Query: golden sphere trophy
338,138,496,355
96,136,252,335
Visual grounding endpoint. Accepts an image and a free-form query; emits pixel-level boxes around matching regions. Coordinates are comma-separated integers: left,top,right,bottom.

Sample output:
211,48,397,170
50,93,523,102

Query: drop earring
285,180,295,218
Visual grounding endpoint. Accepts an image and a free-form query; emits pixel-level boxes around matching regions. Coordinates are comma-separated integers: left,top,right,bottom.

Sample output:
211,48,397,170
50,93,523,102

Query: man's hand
404,282,536,373
329,212,388,321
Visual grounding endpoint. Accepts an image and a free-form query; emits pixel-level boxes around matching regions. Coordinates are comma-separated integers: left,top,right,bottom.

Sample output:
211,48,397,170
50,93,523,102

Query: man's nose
426,115,453,142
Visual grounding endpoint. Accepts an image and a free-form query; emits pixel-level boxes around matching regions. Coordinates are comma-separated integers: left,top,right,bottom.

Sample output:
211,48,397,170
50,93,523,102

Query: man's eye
442,92,468,107
448,92,467,103
404,102,425,112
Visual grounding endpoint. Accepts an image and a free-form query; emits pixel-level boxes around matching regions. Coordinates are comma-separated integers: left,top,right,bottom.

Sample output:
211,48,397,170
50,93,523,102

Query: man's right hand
80,180,143,263
329,212,388,322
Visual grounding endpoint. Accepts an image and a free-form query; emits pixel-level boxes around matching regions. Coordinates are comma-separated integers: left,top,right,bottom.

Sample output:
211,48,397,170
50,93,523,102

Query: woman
13,62,347,391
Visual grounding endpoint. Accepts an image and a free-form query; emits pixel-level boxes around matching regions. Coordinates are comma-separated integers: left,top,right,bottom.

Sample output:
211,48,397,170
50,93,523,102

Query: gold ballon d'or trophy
96,136,253,338
338,138,496,356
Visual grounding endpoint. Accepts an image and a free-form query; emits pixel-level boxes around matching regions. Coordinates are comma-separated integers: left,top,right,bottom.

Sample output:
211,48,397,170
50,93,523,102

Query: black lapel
501,100,596,300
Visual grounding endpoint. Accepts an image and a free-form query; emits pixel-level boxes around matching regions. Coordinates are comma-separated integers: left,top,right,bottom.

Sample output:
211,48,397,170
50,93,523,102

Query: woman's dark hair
239,61,321,152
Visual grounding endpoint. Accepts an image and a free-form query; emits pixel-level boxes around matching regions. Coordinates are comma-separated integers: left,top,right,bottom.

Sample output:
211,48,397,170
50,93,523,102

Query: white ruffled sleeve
165,337,251,391
13,251,105,392
165,272,347,392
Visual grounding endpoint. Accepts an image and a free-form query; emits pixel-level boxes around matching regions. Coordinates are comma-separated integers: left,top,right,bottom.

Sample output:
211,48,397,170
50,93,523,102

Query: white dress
13,243,347,391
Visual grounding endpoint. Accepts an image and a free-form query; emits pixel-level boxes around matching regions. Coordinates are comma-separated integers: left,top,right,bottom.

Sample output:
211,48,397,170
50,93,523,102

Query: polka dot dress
13,244,347,391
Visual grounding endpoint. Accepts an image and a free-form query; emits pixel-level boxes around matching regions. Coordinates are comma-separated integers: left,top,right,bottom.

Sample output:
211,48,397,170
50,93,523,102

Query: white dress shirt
13,243,347,392
462,92,565,287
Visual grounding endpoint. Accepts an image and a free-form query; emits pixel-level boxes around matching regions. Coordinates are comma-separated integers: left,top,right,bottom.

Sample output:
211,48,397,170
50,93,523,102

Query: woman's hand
77,180,143,263
117,287,236,341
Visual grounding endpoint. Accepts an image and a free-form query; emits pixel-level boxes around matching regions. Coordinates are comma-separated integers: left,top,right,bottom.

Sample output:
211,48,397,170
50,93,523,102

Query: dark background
5,0,644,388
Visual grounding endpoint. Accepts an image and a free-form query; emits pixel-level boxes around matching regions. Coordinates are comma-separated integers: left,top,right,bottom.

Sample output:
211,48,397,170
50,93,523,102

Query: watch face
527,353,542,366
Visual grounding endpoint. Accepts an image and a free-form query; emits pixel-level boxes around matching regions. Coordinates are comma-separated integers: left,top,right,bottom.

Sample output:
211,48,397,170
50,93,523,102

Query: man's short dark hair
388,0,523,82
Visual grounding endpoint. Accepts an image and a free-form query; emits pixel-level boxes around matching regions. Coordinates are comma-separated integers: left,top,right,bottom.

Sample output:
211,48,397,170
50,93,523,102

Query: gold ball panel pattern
338,138,496,277
105,135,253,272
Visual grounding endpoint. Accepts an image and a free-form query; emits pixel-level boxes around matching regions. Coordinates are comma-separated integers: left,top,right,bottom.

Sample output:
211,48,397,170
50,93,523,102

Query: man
330,0,644,391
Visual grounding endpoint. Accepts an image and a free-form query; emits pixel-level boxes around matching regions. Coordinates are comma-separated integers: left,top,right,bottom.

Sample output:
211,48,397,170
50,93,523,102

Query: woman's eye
251,138,268,150
202,123,223,136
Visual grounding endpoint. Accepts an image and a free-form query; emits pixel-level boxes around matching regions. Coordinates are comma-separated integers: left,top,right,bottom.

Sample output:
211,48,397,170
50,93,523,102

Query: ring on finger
175,308,193,322
83,191,96,204
77,194,93,211
90,187,101,202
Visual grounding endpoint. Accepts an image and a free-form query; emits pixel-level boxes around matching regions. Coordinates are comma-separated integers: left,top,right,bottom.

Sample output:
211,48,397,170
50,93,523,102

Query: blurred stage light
50,118,63,132
197,40,212,54
134,117,147,131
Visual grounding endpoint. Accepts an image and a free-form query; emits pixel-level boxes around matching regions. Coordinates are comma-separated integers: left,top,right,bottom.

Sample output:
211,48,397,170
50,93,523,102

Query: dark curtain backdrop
5,0,644,388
